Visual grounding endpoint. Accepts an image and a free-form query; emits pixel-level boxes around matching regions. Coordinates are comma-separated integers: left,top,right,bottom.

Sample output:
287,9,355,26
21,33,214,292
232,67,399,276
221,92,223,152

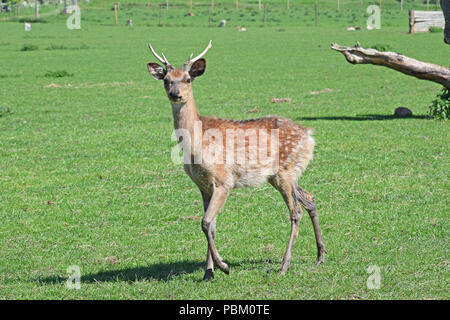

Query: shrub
369,44,394,52
21,44,38,51
429,27,443,33
428,88,450,120
0,74,20,79
46,44,68,50
0,107,12,117
46,43,89,50
14,17,47,23
44,70,74,78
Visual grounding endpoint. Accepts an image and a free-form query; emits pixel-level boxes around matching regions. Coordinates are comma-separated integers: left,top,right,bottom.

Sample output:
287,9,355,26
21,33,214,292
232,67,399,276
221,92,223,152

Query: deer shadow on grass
295,114,428,121
36,259,274,284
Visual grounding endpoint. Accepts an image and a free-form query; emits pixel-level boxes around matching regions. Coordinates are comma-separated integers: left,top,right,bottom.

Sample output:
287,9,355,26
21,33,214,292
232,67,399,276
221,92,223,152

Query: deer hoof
203,268,214,281
315,255,325,265
315,247,327,265
218,261,230,275
279,261,290,275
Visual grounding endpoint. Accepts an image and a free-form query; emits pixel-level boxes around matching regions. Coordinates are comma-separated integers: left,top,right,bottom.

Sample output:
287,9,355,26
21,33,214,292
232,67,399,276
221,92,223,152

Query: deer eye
186,78,192,83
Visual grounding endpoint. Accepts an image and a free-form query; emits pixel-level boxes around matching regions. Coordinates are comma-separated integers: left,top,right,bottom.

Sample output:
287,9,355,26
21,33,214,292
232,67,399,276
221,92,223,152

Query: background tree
441,0,450,44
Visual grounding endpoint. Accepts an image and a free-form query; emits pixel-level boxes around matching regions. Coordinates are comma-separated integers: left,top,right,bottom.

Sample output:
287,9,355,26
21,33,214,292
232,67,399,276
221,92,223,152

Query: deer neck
171,95,202,161
171,95,200,133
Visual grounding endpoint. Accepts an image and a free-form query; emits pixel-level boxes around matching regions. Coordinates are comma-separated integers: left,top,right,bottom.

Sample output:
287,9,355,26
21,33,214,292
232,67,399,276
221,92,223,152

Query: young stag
147,41,326,280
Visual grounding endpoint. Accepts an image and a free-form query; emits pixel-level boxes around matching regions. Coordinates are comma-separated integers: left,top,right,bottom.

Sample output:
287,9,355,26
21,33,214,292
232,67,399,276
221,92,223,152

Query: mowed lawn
0,7,449,299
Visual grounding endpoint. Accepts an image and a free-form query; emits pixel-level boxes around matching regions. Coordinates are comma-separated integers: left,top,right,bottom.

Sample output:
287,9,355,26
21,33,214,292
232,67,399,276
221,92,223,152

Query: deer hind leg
293,184,327,265
201,185,230,276
270,176,304,274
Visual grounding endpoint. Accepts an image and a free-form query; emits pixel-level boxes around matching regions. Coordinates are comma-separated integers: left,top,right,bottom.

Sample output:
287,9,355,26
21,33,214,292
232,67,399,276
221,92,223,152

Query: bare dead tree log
330,42,450,89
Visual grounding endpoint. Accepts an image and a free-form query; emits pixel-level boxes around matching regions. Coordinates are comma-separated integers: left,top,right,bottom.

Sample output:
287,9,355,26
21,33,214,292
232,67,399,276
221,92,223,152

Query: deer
147,40,327,281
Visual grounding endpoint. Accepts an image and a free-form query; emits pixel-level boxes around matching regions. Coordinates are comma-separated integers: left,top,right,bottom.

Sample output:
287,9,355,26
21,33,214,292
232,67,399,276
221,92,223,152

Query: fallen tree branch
330,42,450,89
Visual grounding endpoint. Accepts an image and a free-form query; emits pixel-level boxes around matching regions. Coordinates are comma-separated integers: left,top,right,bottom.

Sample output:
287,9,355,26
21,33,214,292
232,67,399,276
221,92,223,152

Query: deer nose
169,91,181,100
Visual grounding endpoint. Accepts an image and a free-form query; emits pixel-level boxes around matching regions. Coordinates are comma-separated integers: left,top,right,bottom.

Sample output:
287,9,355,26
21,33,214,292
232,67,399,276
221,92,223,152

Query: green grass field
0,0,449,299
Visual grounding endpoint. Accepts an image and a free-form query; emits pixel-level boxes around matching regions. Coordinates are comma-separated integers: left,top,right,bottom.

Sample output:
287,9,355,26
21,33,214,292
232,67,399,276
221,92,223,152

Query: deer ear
189,59,206,79
147,62,166,80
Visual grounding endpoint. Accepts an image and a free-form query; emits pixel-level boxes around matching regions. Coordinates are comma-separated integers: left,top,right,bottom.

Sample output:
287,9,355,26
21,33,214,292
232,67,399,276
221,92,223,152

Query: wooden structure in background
409,10,445,33
114,3,118,25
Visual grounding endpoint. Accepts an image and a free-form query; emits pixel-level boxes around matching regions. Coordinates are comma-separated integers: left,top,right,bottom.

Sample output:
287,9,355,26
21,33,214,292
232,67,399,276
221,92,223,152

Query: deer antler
183,40,212,69
148,42,171,67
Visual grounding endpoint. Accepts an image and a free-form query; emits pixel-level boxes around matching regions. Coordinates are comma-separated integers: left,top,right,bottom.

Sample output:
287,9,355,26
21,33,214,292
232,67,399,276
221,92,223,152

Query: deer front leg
203,217,217,280
200,191,216,281
201,186,230,276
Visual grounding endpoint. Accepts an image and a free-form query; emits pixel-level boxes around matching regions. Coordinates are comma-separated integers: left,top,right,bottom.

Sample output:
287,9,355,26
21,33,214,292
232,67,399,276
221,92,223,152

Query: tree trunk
441,0,450,44
330,42,450,89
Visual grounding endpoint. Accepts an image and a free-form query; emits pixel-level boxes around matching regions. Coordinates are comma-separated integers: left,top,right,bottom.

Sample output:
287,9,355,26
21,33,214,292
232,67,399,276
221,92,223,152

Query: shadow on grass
36,259,274,284
295,114,428,121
